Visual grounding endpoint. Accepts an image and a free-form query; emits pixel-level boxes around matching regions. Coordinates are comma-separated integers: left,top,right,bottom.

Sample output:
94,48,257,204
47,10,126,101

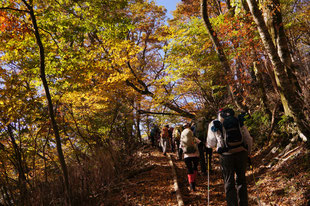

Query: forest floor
102,141,309,206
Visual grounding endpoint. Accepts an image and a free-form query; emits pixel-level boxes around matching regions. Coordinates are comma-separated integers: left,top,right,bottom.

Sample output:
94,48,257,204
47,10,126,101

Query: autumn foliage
0,0,309,205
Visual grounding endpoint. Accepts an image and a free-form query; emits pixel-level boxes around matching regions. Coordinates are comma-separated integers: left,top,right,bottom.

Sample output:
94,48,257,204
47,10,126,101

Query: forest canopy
0,0,309,205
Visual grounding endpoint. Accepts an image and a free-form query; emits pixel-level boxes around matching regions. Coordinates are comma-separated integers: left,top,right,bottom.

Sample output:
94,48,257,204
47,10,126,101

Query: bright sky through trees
155,0,181,19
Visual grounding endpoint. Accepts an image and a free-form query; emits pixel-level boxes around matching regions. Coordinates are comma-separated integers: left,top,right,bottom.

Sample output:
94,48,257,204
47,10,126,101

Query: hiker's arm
194,137,201,144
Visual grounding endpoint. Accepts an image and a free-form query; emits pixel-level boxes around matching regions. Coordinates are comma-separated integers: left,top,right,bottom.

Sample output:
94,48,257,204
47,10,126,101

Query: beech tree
245,0,309,141
172,0,308,141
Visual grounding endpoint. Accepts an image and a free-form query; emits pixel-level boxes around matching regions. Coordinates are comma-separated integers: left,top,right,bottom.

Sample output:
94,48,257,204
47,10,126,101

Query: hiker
150,124,160,147
168,126,175,153
190,119,196,132
193,116,211,175
173,125,183,160
180,122,200,191
206,108,253,206
160,125,170,156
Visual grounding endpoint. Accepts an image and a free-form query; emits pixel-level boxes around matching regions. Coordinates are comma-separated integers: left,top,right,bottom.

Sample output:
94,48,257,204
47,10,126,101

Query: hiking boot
190,182,196,191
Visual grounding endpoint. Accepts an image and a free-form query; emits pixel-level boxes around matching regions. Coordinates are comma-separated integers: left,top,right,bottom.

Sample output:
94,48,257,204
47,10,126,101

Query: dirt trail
103,142,310,205
104,145,259,205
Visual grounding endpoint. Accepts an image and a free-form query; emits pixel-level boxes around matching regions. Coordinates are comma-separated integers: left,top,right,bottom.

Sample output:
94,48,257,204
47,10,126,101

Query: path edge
168,154,185,206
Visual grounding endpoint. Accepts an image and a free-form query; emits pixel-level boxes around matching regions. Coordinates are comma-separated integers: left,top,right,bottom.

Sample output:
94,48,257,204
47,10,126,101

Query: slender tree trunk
264,59,280,94
136,117,142,142
22,1,72,204
265,0,301,92
214,0,223,15
201,0,230,73
201,0,248,112
253,62,272,118
135,102,142,142
267,101,280,143
7,124,28,206
0,166,15,206
246,0,309,141
2,160,16,205
0,180,13,206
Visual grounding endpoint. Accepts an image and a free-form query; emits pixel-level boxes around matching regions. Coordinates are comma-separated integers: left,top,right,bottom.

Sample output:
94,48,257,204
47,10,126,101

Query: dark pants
198,143,206,173
175,140,183,159
150,135,155,146
184,157,199,174
220,151,249,206
170,137,175,152
198,143,212,173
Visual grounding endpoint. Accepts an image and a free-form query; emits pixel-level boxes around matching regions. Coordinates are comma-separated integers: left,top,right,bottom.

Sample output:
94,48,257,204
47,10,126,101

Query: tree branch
125,79,153,95
0,7,30,13
137,110,179,116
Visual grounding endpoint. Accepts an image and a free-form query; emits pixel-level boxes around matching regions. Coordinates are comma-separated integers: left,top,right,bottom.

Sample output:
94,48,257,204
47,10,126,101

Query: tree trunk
201,0,248,112
246,0,309,141
135,102,142,142
7,124,28,206
0,166,15,206
22,1,72,204
265,0,301,93
253,62,272,118
201,0,230,73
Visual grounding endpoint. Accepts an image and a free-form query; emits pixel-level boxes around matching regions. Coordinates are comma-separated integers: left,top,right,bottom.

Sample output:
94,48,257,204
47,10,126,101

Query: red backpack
161,126,169,139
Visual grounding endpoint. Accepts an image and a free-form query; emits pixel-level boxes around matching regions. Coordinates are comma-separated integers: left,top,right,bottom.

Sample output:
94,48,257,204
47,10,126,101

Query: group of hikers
149,108,253,206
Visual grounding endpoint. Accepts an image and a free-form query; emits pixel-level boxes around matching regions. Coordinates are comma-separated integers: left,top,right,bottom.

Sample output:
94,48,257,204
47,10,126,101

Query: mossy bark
246,0,309,141
253,62,272,118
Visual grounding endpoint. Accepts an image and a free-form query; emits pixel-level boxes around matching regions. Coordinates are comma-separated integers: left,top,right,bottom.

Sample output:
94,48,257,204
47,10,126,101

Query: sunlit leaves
164,15,225,112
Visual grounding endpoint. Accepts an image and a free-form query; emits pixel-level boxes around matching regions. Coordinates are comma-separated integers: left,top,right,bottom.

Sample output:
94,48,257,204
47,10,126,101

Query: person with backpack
168,127,175,153
193,116,211,175
206,108,253,206
180,122,200,192
150,124,161,148
160,125,170,156
173,125,183,160
150,125,158,147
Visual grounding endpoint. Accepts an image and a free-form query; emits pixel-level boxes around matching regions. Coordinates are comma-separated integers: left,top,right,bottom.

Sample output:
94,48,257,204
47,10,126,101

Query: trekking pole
207,153,210,206
248,157,262,206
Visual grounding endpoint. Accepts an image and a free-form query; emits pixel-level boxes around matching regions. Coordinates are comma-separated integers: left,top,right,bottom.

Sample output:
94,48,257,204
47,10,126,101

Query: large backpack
195,117,207,141
173,126,182,141
182,128,197,154
150,126,160,137
150,128,156,137
161,126,169,139
219,108,244,150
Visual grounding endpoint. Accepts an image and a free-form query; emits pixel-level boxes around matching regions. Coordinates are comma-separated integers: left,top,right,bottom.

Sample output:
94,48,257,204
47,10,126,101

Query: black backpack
220,109,244,149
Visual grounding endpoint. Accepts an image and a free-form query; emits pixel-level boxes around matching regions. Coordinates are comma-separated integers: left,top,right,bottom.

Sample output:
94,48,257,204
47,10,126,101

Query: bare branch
137,110,179,116
39,27,61,51
0,7,29,13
